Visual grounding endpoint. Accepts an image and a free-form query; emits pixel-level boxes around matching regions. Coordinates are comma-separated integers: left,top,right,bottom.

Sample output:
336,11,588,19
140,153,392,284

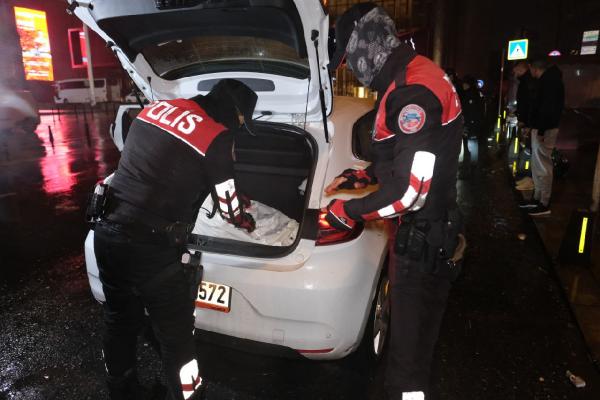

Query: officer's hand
324,199,356,231
324,176,351,196
324,169,371,196
237,212,256,233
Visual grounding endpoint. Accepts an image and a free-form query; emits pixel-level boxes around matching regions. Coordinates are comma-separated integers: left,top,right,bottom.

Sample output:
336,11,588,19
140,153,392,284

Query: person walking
459,75,485,159
326,4,465,399
522,59,565,216
91,79,257,400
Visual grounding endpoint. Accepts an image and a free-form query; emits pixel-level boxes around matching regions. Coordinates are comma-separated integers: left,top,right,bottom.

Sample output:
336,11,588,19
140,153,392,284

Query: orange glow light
14,7,54,81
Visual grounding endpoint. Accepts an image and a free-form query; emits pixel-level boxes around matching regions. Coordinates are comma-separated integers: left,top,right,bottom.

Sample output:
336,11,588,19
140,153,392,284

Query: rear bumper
194,224,386,360
196,329,304,359
84,224,387,360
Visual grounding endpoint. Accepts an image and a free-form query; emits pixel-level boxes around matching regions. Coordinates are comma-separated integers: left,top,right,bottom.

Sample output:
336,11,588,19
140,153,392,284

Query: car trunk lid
68,0,332,125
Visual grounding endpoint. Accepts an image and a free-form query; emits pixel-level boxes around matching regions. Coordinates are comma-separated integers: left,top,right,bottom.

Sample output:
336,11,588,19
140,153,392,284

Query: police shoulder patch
398,104,426,134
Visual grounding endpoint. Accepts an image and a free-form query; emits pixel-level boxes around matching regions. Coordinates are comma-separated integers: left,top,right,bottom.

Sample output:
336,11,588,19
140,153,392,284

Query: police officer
326,4,464,399
92,79,257,400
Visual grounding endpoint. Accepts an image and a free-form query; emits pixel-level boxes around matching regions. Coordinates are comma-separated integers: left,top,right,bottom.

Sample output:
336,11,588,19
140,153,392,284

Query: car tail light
316,211,363,246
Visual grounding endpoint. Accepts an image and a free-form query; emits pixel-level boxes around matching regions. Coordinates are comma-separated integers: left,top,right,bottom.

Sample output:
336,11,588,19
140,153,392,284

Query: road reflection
0,109,120,282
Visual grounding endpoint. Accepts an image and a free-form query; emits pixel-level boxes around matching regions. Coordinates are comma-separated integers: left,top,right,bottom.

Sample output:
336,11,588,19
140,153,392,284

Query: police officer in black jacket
92,79,257,400
326,4,464,399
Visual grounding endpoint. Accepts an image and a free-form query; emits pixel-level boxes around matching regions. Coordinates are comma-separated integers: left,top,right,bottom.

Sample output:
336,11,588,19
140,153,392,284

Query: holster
394,214,431,263
181,251,204,300
434,208,466,281
86,183,110,223
165,222,193,247
394,208,466,281
132,252,203,301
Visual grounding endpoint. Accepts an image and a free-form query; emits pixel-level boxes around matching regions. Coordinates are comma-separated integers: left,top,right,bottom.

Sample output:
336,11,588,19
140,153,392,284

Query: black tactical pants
384,223,453,399
94,222,199,400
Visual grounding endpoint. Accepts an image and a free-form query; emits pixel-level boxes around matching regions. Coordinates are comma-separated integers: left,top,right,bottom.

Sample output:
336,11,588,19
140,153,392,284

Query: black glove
325,199,356,231
235,212,256,233
336,168,376,190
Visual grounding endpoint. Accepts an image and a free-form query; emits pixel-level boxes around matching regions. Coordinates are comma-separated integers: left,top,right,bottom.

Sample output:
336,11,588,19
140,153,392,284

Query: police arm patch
398,104,426,134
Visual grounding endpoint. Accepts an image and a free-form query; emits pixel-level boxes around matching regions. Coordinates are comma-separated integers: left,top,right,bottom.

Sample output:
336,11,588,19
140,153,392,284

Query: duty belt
99,217,193,246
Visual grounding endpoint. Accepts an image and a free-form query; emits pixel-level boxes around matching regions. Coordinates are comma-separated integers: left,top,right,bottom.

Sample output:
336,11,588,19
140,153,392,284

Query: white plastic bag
192,195,299,247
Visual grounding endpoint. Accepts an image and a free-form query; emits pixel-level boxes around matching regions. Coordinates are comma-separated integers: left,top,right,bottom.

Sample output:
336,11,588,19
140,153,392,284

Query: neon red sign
68,28,88,68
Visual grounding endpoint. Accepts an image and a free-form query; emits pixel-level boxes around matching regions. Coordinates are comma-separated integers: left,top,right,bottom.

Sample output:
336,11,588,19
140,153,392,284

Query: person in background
521,58,565,216
513,61,537,193
459,75,485,158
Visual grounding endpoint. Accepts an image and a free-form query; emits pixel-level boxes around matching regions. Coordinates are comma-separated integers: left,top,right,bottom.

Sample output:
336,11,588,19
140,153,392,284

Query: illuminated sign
68,28,88,68
14,7,54,81
581,45,597,55
507,39,528,60
583,30,599,42
581,30,599,55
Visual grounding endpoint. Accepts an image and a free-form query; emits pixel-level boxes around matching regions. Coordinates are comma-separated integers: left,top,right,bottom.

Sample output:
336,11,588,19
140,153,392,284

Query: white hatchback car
74,0,390,360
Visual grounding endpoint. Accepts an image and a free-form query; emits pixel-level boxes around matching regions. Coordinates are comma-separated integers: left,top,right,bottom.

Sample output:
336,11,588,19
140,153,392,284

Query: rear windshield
142,36,309,80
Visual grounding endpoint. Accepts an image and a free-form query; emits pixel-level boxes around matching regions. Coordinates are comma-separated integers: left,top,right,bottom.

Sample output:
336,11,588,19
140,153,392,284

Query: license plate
195,281,232,313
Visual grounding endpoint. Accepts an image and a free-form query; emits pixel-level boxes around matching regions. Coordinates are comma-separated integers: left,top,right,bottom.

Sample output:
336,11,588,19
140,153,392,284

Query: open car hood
68,0,331,122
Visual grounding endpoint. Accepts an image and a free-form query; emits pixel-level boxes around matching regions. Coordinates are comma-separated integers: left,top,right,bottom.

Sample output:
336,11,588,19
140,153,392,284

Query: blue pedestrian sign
508,39,528,60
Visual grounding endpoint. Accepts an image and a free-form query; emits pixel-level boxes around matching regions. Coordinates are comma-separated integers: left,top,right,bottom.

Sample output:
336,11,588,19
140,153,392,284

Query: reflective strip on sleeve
362,151,436,220
214,179,240,216
102,349,109,374
179,359,202,399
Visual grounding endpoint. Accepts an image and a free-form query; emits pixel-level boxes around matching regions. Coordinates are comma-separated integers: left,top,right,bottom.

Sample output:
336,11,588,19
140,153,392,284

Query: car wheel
371,271,390,359
358,262,390,363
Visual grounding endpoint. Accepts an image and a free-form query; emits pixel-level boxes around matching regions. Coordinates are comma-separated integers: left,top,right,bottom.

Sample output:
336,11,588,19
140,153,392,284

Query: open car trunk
188,122,318,258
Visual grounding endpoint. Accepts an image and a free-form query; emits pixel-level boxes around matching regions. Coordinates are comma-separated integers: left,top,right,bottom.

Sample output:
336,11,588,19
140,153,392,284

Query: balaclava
192,79,257,133
345,6,401,88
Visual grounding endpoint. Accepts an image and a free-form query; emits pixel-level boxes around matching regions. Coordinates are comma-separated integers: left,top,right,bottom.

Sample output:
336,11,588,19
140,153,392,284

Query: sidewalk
513,108,600,366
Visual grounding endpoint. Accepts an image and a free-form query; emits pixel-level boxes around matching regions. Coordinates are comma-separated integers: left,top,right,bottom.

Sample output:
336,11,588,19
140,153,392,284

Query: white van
53,78,120,103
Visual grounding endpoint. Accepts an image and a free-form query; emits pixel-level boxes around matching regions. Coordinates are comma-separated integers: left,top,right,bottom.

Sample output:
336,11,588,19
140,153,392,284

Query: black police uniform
94,80,256,400
326,5,464,397
350,51,462,399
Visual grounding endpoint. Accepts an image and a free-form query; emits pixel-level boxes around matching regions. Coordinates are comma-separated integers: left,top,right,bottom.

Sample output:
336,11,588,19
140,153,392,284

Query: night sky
450,0,599,80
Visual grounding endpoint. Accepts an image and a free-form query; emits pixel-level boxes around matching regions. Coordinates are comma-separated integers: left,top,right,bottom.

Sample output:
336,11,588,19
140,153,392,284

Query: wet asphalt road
1,111,600,400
